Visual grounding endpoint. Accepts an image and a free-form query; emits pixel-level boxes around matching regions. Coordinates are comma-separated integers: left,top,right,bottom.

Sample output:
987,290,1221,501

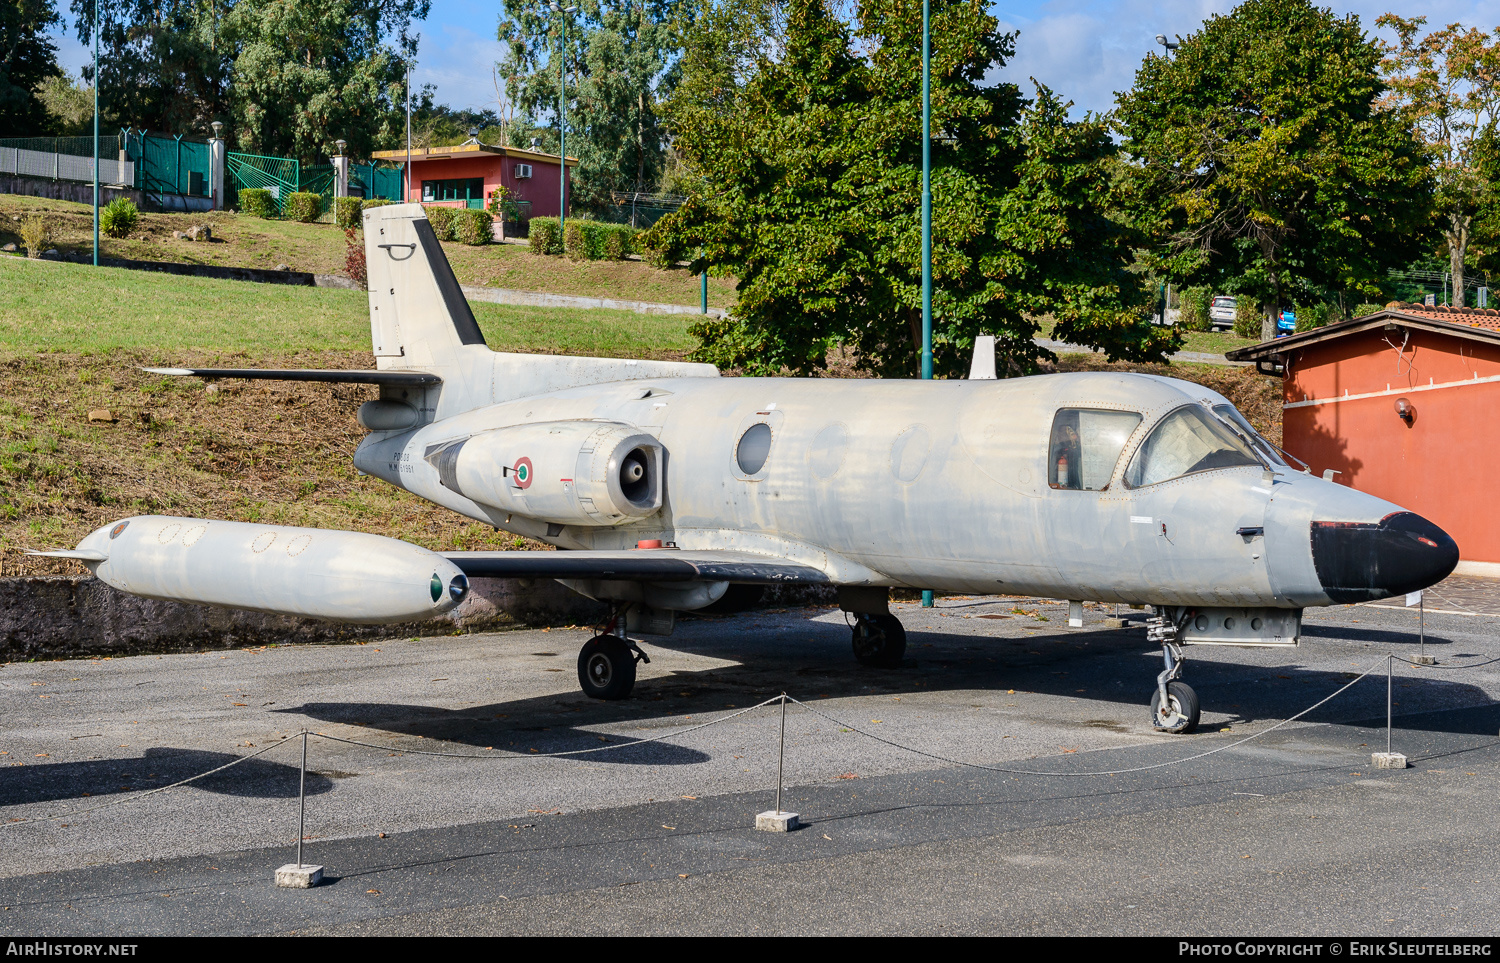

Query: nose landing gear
1148,611,1200,733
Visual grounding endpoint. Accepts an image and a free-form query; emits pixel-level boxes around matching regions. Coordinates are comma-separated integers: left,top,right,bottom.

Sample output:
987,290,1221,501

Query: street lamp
920,0,934,608
1155,33,1179,57
92,0,100,266
547,2,578,237
405,59,415,202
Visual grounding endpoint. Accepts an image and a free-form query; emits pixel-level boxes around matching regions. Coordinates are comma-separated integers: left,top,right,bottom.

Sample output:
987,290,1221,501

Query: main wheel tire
578,635,637,700
1149,680,1200,734
852,614,907,668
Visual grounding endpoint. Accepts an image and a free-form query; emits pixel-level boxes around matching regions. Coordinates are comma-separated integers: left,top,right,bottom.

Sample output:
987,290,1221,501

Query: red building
369,142,575,219
1229,304,1500,574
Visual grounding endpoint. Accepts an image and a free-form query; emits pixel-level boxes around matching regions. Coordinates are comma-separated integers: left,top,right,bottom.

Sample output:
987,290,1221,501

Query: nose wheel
851,613,906,668
1147,612,1200,733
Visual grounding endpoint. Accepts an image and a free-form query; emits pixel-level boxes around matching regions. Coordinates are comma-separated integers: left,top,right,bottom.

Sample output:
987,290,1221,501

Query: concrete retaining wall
0,576,606,662
1,174,143,208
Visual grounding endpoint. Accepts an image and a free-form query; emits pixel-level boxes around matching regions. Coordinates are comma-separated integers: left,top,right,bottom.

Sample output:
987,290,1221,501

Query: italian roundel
512,457,533,490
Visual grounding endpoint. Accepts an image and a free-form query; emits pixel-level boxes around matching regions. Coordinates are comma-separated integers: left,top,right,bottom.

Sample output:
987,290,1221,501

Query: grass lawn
0,194,739,309
0,256,699,358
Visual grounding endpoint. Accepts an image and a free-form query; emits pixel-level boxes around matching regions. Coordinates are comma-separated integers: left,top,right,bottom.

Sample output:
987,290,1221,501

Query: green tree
497,0,682,210
1379,17,1500,305
646,0,1171,379
33,69,91,133
1116,0,1432,341
1,0,61,135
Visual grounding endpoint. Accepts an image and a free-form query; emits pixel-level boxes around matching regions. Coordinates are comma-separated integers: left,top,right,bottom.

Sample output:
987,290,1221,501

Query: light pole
405,59,414,202
92,0,99,266
1155,33,1179,57
920,0,934,609
548,3,578,237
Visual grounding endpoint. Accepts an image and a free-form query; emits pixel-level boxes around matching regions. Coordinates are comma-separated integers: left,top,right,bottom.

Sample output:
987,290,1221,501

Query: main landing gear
577,606,651,700
1147,610,1200,734
838,586,907,669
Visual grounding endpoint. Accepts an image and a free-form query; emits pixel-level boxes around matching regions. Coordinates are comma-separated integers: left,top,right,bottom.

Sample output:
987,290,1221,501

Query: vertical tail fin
364,202,487,370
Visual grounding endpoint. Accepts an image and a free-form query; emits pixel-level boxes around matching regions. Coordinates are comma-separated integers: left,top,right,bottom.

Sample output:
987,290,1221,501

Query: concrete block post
208,122,226,211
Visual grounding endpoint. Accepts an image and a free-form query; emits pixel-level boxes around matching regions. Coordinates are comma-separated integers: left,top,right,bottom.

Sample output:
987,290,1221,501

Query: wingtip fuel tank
63,516,469,624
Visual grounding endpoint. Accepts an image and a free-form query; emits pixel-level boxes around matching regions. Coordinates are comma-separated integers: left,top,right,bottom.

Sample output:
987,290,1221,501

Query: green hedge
100,197,139,238
239,188,276,219
453,209,493,245
423,205,459,241
556,219,638,260
1177,286,1212,332
529,216,562,255
360,198,393,211
334,196,363,230
283,191,324,223
1233,298,1262,339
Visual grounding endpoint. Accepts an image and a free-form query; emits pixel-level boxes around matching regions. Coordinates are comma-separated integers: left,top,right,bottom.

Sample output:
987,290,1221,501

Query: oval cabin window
736,423,773,475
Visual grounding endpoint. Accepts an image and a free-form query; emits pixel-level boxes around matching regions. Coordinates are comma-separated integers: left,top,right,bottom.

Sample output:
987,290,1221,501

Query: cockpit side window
1211,403,1296,470
1048,409,1143,491
1124,405,1263,488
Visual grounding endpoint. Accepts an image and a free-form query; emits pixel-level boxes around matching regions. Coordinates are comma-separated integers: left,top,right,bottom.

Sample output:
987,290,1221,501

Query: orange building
1229,304,1500,574
369,142,576,218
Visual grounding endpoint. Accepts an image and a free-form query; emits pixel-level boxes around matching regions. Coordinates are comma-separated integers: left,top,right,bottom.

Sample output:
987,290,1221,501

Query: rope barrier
788,656,1389,777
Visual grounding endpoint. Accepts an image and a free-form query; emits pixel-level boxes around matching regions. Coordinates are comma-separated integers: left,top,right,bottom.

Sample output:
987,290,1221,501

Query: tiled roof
1378,302,1500,331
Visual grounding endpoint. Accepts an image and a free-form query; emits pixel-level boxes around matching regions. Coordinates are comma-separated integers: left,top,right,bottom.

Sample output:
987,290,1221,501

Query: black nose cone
1311,512,1460,603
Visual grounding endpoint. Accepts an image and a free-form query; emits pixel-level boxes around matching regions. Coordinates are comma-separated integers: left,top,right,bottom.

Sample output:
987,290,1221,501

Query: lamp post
548,2,578,236
1155,33,1179,57
92,0,99,266
920,0,934,608
405,59,414,201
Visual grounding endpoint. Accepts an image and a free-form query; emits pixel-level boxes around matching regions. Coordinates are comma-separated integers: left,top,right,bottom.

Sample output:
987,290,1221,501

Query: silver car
1209,295,1237,330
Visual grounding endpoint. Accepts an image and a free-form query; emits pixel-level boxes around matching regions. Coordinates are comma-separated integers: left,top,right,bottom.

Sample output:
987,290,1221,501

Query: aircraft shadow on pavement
281,697,712,766
1300,622,1454,647
0,747,333,808
286,618,1493,748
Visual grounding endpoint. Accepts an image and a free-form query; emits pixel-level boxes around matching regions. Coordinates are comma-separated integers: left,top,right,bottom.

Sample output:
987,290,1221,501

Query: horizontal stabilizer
25,549,107,562
442,550,831,584
143,367,442,386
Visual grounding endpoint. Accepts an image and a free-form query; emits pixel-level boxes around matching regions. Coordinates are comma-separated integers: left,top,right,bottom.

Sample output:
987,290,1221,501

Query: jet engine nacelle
428,421,665,527
56,515,469,624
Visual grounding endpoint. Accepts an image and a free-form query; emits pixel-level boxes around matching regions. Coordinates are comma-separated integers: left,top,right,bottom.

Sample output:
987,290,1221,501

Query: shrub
423,205,458,241
334,196,363,230
344,228,367,287
603,223,636,260
453,209,493,245
1233,297,1263,339
18,214,50,258
99,197,139,239
1177,286,1212,331
529,216,562,255
1294,303,1334,333
360,198,393,212
563,219,621,260
283,191,324,223
1353,302,1385,318
239,188,276,218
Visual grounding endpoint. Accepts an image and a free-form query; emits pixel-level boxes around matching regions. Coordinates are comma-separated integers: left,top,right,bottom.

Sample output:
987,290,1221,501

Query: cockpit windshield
1211,404,1302,471
1124,405,1263,488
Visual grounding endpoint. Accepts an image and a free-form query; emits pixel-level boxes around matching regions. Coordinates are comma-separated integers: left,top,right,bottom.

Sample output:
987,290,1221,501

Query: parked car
1276,309,1296,336
1208,295,1237,330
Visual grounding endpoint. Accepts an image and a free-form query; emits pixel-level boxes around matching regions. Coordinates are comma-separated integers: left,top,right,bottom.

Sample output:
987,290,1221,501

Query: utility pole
920,0,934,610
92,0,100,266
550,3,579,236
405,59,414,202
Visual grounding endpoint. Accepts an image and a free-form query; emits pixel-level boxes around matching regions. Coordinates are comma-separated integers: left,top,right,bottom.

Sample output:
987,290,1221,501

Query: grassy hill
0,194,739,309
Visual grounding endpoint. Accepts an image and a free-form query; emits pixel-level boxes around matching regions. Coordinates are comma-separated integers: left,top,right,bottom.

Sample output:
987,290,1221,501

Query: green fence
350,162,404,202
120,131,212,198
225,151,300,212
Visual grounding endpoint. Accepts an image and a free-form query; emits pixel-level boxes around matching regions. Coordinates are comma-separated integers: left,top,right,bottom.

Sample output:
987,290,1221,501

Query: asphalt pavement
2,593,1497,936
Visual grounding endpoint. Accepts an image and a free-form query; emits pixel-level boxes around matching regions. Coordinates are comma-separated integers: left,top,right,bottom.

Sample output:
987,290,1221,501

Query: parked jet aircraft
35,204,1459,733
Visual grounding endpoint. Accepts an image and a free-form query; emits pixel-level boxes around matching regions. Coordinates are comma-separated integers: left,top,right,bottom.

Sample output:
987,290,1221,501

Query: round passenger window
736,423,773,475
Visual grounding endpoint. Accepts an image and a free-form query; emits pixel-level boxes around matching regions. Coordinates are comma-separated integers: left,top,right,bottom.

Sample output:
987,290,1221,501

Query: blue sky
48,0,1500,121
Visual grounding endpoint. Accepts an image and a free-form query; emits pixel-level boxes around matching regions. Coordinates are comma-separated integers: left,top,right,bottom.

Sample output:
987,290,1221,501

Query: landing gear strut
577,606,651,700
851,613,906,668
1147,610,1200,734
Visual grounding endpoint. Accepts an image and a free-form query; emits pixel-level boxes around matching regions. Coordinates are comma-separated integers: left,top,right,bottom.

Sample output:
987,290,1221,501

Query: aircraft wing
143,367,441,385
441,550,831,584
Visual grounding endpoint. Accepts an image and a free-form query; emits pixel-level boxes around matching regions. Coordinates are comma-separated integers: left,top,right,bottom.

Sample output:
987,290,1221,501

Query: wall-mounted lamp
1395,397,1415,426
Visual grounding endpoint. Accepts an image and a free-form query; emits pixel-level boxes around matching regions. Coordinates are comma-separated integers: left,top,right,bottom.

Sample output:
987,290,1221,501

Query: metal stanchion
276,730,324,887
756,694,799,831
1372,656,1407,769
